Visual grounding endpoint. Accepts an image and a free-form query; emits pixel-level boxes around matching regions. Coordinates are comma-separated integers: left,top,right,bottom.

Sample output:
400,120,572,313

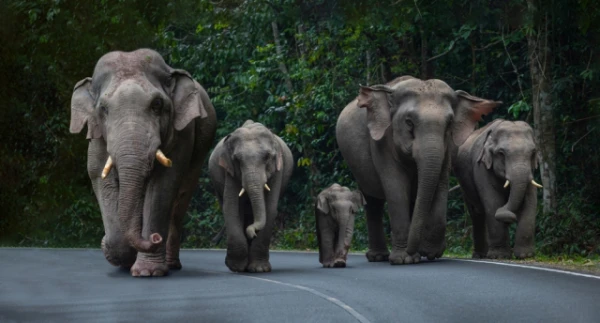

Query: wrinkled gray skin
315,184,366,268
336,76,501,264
453,119,539,259
70,49,217,277
208,121,293,273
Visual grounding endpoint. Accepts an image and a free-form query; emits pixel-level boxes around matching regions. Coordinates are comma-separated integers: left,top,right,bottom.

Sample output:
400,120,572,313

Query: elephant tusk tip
101,156,113,179
531,179,543,188
239,188,245,197
156,149,172,167
264,184,271,191
503,180,510,188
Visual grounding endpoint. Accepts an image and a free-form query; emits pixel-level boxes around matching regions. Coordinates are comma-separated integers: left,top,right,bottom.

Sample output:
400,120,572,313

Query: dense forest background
1,0,598,257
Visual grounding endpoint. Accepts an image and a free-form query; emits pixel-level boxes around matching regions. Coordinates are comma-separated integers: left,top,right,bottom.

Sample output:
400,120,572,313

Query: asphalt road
0,249,598,323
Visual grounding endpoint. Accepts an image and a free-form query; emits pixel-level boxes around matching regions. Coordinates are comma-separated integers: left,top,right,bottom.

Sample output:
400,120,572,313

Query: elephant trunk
495,163,531,223
243,170,267,239
338,215,355,259
407,135,445,255
114,130,162,253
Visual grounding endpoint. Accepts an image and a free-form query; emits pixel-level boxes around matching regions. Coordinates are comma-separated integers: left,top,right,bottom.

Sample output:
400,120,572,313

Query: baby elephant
453,119,542,259
316,184,366,268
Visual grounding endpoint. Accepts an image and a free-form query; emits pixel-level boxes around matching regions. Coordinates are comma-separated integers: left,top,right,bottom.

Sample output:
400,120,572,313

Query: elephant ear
316,194,330,214
357,85,394,141
476,129,495,170
452,90,502,147
351,190,367,212
70,77,102,139
218,135,235,176
170,69,209,131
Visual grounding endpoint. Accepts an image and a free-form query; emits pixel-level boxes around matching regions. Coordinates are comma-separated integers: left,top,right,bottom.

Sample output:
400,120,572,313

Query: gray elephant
315,184,366,268
70,49,217,276
208,120,293,273
453,119,541,259
336,76,501,264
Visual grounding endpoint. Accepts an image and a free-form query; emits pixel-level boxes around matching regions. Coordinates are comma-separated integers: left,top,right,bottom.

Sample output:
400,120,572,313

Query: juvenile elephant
336,76,501,264
315,184,366,268
208,121,293,273
453,119,541,259
70,49,217,276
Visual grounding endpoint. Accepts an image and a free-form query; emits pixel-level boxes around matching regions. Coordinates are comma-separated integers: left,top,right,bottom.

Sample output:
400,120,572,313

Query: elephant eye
100,105,108,115
405,119,414,128
151,98,163,115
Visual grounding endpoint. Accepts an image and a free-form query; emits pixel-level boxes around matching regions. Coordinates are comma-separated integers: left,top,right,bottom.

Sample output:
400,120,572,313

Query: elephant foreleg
318,214,337,268
480,186,511,259
334,216,354,267
364,195,389,262
223,176,249,272
514,185,537,259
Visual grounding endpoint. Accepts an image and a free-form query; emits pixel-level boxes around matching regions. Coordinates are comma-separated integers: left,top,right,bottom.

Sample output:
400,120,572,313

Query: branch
271,21,293,93
502,28,526,101
427,40,456,62
449,185,461,193
571,128,595,152
474,39,502,51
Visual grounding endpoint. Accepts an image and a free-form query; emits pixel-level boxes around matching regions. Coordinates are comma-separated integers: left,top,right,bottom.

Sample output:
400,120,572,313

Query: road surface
0,249,598,322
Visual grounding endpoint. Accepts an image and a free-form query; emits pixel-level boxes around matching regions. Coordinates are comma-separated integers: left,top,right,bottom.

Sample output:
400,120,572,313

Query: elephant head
218,120,283,239
70,49,208,253
357,76,501,254
477,120,541,223
316,184,366,265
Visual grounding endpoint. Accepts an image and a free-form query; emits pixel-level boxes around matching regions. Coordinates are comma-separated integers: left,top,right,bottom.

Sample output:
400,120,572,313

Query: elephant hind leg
166,190,194,270
364,195,389,262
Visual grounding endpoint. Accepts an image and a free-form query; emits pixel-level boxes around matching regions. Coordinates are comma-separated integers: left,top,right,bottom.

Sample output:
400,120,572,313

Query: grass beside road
443,252,600,276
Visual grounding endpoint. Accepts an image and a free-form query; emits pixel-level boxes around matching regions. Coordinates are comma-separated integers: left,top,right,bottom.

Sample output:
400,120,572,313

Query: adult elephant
208,120,293,273
70,49,217,276
336,76,501,264
453,119,541,259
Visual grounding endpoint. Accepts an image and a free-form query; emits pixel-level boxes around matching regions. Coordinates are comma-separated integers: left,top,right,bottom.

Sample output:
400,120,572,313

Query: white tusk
239,188,245,197
101,156,113,179
503,180,510,188
531,179,543,188
156,149,172,167
264,184,271,191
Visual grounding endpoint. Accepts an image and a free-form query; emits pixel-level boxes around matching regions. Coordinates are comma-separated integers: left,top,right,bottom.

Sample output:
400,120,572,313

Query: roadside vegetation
1,1,598,262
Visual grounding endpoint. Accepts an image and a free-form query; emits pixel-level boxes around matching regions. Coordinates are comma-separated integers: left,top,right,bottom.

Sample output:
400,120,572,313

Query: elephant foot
365,249,390,262
333,258,347,268
167,258,182,270
486,247,512,259
514,247,535,259
246,260,272,273
472,251,487,259
389,250,421,265
130,257,169,277
225,248,248,273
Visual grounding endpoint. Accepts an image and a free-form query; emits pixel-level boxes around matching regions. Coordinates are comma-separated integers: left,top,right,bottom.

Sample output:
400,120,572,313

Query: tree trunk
420,26,428,79
527,0,557,215
271,21,293,93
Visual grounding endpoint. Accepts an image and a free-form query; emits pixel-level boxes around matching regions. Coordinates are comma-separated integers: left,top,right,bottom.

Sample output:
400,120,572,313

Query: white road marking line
242,275,371,323
449,258,600,280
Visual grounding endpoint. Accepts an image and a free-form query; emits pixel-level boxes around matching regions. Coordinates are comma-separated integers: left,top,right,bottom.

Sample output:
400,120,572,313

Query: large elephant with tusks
70,49,217,277
336,76,501,264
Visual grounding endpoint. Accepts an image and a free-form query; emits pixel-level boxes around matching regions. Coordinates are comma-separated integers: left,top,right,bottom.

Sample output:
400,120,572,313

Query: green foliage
2,0,599,258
